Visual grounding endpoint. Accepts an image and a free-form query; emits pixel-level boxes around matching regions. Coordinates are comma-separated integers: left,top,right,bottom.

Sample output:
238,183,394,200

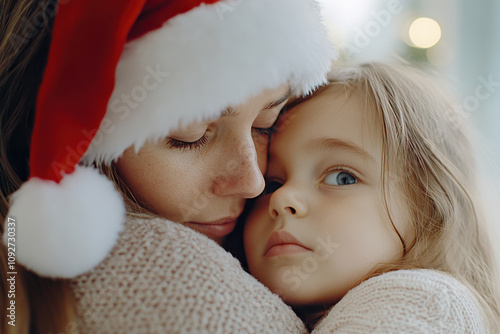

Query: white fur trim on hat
82,0,336,164
3,166,125,278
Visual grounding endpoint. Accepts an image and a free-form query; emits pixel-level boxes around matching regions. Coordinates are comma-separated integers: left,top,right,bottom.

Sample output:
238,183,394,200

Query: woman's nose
212,138,265,198
268,184,308,219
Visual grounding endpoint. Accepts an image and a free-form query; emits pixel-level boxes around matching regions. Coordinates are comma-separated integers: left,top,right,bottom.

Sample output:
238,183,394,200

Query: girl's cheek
248,198,272,238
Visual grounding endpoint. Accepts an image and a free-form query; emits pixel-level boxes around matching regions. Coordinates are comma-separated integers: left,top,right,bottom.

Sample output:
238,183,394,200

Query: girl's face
116,84,290,244
244,86,410,307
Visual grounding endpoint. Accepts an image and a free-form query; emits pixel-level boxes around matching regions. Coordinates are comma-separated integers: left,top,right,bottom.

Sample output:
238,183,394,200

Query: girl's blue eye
324,171,357,186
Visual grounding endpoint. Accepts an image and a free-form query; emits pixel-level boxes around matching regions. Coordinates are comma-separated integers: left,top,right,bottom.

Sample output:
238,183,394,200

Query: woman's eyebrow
306,137,376,163
221,88,292,117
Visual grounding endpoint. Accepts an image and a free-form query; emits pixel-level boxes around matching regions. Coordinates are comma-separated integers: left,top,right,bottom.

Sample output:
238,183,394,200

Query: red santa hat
3,0,335,278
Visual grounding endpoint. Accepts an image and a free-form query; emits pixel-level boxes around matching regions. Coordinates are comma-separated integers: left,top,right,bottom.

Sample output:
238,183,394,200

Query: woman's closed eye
166,132,209,151
167,126,275,152
252,125,277,137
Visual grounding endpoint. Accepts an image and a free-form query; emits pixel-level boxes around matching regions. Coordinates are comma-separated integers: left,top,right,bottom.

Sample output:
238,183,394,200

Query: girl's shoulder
313,269,487,334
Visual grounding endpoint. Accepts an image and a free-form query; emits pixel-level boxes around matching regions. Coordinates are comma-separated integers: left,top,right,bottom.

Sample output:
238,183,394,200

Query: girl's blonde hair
311,62,500,331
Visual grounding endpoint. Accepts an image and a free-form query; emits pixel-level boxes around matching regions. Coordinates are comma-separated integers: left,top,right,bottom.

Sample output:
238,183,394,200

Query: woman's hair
0,0,81,333
301,62,500,331
0,1,154,332
99,163,156,218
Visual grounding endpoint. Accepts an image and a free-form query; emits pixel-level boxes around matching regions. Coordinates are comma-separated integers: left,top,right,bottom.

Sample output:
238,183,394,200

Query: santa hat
3,0,335,278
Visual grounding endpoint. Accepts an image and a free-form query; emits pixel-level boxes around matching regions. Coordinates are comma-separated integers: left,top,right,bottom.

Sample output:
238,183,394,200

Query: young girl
243,63,500,332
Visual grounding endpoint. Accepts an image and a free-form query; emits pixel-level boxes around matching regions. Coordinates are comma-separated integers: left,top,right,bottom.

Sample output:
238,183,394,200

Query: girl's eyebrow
221,88,292,117
306,137,376,163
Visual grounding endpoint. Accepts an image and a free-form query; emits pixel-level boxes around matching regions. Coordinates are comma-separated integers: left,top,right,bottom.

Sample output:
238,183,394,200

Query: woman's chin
184,219,238,241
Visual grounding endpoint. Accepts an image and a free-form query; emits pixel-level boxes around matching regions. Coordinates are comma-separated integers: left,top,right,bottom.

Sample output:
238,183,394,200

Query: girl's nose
268,184,308,219
212,138,265,198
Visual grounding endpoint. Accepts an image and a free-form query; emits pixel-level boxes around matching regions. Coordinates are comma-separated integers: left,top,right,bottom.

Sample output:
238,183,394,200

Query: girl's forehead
278,85,382,143
270,84,384,168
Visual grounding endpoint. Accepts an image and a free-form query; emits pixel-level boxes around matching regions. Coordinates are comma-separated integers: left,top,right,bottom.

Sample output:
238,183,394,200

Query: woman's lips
184,216,238,239
264,231,311,257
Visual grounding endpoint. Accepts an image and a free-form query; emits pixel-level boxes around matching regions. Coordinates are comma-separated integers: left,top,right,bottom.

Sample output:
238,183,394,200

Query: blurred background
318,0,500,169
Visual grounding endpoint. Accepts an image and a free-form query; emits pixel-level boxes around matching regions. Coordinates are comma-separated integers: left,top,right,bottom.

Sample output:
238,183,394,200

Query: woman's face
244,86,411,307
116,84,290,243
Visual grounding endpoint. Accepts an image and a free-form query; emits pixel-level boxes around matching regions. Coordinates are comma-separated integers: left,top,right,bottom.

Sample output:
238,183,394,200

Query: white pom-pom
2,166,125,278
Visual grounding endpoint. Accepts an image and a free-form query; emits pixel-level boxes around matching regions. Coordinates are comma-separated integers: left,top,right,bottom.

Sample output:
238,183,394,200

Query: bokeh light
408,17,441,48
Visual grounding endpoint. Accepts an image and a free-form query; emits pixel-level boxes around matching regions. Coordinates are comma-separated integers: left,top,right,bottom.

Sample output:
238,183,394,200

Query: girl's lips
184,217,238,239
264,230,311,257
265,244,310,257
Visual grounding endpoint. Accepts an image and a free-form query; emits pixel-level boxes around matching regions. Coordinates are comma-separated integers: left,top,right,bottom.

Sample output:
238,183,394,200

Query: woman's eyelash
253,126,276,136
166,134,209,151
167,126,274,151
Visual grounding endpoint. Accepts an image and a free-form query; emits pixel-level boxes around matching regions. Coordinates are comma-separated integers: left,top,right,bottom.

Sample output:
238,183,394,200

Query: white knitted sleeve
312,269,487,334
70,216,307,334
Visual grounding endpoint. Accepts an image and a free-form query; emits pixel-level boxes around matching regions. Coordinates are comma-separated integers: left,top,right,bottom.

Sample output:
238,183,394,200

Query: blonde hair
302,62,500,331
99,163,157,219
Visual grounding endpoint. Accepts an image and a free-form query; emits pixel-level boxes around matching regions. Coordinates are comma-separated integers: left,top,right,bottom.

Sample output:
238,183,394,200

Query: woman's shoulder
70,214,245,304
89,213,243,271
121,213,237,258
313,269,486,334
70,214,306,333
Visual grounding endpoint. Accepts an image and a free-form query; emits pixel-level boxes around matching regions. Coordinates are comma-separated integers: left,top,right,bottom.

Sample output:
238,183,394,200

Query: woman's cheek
254,136,269,174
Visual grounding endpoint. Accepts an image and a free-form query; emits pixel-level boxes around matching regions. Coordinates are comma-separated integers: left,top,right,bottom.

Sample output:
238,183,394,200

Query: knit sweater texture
70,215,487,333
313,269,487,333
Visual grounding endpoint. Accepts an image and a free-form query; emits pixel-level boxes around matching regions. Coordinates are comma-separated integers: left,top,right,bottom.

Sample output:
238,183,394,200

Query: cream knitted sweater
313,270,487,333
70,216,487,333
70,216,306,333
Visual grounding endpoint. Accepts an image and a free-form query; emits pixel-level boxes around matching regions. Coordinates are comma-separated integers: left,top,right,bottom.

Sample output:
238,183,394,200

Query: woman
0,0,334,332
